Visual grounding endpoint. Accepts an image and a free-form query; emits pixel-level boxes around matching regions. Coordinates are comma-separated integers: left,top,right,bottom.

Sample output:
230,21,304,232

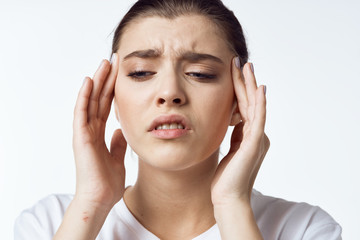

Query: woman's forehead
122,48,225,66
117,15,233,60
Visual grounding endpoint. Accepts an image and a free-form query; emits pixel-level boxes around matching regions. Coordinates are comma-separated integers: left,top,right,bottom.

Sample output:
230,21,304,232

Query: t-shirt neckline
114,198,219,240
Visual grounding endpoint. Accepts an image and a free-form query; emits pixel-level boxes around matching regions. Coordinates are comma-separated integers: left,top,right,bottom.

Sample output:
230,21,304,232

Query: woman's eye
186,72,216,80
127,71,155,80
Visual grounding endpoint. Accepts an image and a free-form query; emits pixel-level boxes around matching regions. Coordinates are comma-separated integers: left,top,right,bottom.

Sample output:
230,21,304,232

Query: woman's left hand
211,59,270,207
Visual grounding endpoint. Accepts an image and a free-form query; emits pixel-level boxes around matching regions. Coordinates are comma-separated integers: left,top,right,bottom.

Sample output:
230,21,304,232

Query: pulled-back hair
111,0,248,67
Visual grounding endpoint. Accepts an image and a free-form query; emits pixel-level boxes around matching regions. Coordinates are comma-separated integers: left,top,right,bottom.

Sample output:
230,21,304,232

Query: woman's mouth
155,123,185,130
149,114,190,139
151,127,188,139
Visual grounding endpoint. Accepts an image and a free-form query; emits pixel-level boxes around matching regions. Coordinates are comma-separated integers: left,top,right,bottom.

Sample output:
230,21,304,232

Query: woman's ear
230,100,242,126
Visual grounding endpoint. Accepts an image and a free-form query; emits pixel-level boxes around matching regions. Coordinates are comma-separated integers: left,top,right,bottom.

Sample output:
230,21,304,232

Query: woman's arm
214,199,262,240
211,59,269,239
53,54,127,240
53,197,112,240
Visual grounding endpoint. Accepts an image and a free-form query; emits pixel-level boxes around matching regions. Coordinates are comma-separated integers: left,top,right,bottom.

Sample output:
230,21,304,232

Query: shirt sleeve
14,209,53,240
14,194,72,240
301,204,342,240
303,222,342,240
251,190,342,240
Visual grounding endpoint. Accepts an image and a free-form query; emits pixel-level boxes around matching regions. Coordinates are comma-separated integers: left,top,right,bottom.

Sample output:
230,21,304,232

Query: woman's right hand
72,53,127,209
53,54,126,239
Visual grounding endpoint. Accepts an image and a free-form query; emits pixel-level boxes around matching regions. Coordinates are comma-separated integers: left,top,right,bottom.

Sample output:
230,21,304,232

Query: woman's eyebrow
180,51,224,64
122,49,223,64
123,49,161,61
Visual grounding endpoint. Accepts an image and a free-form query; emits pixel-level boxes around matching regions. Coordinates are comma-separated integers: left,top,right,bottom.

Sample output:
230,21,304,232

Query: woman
15,0,341,239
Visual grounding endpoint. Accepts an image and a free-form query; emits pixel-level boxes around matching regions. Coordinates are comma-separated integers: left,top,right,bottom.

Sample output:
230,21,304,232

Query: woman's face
114,15,237,170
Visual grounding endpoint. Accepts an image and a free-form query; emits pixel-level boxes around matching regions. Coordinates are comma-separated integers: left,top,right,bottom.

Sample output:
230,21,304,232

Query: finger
88,60,111,120
248,134,270,195
232,57,249,121
252,85,267,138
243,62,258,121
110,129,127,163
73,77,93,129
98,53,119,121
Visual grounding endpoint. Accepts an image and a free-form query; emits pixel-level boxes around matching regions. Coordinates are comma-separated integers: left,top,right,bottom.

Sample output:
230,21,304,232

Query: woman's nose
156,75,186,107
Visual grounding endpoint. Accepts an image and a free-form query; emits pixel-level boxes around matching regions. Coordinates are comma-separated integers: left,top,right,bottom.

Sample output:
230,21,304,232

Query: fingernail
264,85,267,95
250,63,254,73
83,77,87,85
235,57,241,69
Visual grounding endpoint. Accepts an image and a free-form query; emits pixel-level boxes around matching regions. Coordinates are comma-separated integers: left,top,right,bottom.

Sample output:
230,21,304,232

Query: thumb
110,129,127,161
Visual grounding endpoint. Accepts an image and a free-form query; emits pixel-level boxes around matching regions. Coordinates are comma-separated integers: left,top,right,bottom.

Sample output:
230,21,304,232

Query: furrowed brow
123,49,162,61
180,51,224,64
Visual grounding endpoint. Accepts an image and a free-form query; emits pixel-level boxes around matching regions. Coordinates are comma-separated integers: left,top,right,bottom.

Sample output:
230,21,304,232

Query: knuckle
264,134,270,149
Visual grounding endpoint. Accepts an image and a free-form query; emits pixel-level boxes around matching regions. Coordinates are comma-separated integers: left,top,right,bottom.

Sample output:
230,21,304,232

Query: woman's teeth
155,123,185,130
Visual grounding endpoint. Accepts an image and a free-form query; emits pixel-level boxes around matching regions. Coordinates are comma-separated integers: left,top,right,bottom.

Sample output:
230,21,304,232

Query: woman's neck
123,150,220,240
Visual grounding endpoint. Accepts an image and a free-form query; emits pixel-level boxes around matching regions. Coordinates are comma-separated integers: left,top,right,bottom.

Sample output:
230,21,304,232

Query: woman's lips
150,128,189,139
148,114,191,139
148,114,190,131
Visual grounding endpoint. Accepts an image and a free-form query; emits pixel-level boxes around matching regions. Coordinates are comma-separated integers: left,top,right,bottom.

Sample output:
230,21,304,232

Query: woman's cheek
114,87,135,137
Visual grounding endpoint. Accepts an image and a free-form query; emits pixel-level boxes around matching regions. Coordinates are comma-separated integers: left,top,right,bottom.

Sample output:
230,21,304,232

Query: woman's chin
136,149,202,171
135,145,220,172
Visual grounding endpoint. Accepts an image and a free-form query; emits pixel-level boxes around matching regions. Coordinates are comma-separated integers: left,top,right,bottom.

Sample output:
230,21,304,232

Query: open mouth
155,123,185,130
149,114,190,139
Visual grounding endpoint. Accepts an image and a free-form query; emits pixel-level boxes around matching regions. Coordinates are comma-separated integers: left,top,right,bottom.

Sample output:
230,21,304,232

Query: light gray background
1,0,359,239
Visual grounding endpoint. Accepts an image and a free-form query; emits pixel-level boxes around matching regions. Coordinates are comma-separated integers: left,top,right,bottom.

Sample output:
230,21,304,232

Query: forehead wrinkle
123,46,223,64
120,16,231,63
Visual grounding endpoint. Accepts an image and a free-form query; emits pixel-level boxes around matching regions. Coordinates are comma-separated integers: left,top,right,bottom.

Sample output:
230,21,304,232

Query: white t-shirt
14,189,342,239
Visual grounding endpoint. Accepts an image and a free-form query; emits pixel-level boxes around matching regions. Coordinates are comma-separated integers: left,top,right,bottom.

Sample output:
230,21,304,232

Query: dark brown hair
111,0,248,67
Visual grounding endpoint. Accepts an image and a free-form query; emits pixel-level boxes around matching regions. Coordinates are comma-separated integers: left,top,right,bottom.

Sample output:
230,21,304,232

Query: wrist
212,192,251,209
213,199,262,240
73,194,115,214
54,196,113,240
213,198,252,220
